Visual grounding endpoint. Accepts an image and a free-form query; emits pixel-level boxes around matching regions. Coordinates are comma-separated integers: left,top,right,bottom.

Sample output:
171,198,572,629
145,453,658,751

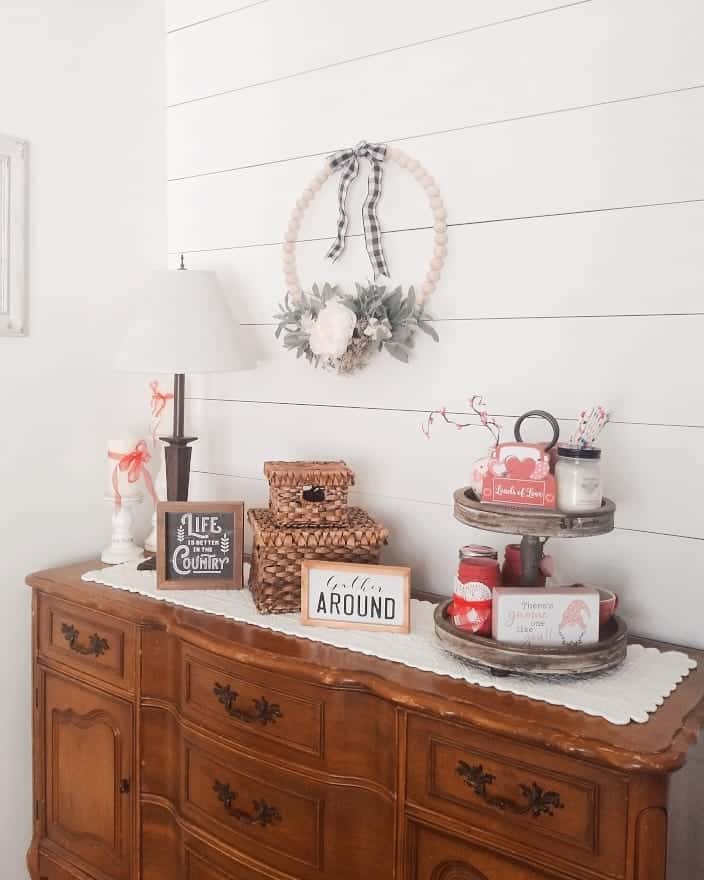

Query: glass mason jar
555,445,603,512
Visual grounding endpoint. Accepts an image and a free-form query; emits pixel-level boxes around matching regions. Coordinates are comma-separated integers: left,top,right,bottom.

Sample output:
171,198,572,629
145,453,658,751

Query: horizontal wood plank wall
167,0,704,656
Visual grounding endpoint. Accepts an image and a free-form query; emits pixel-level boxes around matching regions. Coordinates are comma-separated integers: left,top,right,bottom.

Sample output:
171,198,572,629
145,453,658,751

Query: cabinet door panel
43,671,133,880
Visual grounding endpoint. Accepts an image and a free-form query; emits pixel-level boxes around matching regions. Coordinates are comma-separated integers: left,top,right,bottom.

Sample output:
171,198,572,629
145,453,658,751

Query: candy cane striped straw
569,405,609,447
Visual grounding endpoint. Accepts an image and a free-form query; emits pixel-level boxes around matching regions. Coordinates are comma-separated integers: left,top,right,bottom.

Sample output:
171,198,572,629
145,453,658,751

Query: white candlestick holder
144,441,166,555
101,492,144,564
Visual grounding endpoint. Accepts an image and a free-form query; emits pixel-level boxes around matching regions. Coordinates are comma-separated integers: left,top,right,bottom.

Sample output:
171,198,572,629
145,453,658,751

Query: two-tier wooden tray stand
434,489,627,675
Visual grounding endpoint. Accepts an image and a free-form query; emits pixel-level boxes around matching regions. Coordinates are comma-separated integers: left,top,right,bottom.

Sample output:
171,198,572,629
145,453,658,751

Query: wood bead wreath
274,141,446,374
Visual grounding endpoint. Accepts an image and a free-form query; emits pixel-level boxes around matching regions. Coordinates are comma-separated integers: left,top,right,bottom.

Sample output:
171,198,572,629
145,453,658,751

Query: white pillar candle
107,434,145,500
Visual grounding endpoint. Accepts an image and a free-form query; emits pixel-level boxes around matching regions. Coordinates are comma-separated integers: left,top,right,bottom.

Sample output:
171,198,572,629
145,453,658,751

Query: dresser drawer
406,714,628,877
175,730,394,879
181,644,324,757
407,820,555,880
142,799,277,880
184,738,320,869
172,642,396,790
37,595,136,691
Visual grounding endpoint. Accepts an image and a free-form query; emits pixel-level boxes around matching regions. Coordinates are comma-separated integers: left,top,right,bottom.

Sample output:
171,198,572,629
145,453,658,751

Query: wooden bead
420,281,435,298
281,152,447,310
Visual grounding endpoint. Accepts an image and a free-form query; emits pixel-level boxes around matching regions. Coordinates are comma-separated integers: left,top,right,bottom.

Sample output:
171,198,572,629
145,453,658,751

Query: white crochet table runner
82,562,696,726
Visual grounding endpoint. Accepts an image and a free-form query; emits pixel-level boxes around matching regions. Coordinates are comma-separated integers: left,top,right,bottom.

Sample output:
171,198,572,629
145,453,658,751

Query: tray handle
513,410,560,450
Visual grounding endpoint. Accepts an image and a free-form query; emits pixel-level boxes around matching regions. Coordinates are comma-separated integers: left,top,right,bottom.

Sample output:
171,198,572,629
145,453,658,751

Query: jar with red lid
501,543,552,587
451,545,501,635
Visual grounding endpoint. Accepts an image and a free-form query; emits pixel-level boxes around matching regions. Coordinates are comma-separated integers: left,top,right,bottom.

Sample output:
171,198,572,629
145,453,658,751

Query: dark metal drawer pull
213,780,281,827
456,761,564,817
61,623,110,658
213,682,282,725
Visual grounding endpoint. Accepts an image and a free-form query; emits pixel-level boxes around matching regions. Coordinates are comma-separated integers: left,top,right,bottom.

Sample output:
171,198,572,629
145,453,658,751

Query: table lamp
114,266,245,503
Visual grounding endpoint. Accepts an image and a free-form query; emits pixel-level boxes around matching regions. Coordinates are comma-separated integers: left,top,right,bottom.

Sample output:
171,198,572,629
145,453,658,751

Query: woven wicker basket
248,506,389,613
264,460,355,526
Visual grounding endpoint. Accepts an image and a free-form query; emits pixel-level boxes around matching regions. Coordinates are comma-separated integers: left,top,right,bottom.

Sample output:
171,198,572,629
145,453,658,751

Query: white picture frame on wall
0,131,27,336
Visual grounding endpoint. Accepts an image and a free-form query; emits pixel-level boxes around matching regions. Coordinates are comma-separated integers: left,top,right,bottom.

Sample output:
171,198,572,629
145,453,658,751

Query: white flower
308,301,357,359
363,316,393,341
301,311,316,333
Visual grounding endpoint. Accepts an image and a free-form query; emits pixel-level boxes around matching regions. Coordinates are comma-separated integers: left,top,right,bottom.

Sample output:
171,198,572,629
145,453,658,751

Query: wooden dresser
26,562,704,880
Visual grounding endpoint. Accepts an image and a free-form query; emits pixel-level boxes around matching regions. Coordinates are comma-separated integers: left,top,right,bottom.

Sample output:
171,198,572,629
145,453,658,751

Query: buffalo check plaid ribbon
325,141,389,279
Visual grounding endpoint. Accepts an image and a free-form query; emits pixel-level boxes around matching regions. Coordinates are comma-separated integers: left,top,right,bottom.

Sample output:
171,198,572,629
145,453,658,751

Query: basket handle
513,410,560,450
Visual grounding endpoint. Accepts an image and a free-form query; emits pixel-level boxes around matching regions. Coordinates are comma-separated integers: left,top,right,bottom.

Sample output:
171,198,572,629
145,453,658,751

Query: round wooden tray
453,488,616,538
434,599,628,676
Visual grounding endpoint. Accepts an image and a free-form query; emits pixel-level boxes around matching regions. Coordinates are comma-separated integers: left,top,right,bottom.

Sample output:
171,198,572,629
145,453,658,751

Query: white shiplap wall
166,1,704,657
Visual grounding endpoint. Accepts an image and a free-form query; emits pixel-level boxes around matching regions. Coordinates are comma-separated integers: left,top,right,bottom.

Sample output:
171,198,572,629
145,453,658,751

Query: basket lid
264,460,355,488
248,507,387,547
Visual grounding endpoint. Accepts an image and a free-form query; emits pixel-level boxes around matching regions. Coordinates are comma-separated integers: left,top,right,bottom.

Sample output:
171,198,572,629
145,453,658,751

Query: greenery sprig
274,282,439,374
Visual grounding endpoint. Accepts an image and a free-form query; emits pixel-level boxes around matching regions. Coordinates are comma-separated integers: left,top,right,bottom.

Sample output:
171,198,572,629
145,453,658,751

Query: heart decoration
504,457,536,480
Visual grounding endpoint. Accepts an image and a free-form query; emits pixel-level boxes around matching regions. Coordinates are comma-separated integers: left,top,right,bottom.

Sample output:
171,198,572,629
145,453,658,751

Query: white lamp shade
114,270,246,374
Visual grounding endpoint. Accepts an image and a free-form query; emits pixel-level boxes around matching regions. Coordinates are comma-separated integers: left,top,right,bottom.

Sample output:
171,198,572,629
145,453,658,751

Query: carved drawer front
142,798,292,880
180,645,324,758
407,820,556,880
177,733,394,879
185,846,275,880
38,595,136,691
406,714,628,878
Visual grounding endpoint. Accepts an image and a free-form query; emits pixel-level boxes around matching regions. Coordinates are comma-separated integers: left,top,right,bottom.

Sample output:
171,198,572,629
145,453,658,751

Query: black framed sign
156,501,244,590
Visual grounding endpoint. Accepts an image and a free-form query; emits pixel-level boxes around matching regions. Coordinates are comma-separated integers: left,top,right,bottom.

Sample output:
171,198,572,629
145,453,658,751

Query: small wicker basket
248,506,389,613
264,460,355,526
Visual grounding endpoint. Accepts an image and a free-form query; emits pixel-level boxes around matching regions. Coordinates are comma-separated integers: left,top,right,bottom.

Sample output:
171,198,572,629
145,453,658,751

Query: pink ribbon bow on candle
149,379,174,444
108,440,158,509
150,379,173,418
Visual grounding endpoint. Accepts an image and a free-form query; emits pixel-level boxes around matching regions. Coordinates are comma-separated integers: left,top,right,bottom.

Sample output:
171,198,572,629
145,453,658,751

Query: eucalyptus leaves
274,282,439,374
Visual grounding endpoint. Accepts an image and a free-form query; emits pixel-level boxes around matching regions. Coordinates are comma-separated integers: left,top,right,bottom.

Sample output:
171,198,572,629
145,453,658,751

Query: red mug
567,583,618,626
596,588,618,626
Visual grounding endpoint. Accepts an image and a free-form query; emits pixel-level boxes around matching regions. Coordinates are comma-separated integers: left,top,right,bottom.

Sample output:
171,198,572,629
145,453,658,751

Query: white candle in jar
555,445,603,512
107,434,145,500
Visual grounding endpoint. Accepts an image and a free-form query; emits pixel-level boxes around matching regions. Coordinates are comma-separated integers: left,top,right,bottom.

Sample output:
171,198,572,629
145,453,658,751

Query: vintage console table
26,562,704,880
